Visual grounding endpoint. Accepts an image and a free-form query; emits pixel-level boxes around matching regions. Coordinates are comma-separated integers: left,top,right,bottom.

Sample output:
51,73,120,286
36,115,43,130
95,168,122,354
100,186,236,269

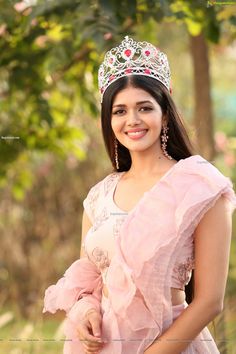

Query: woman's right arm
80,209,93,258
43,207,101,316
76,210,106,352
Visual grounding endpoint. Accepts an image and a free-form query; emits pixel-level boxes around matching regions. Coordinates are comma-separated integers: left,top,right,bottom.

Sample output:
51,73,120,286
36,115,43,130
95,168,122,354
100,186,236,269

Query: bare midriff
102,284,185,306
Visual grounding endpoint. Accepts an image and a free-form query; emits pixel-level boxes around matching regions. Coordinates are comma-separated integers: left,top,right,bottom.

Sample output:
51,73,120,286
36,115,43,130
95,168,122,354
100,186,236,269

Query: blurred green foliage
0,1,236,352
1,0,236,198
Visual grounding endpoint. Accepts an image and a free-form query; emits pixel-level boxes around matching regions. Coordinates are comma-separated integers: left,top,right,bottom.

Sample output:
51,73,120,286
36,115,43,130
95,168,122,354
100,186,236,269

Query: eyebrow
112,100,153,108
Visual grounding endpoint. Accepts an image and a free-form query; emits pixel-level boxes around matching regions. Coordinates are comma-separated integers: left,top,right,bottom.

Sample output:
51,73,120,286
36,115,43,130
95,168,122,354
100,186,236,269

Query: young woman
43,36,236,354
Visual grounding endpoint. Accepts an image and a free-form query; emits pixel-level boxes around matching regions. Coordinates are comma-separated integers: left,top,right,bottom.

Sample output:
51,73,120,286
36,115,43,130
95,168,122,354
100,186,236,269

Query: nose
127,109,141,125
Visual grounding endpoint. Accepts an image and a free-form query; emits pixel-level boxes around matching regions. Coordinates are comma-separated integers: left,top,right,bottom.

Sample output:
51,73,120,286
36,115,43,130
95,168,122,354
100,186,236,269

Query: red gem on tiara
107,54,116,68
144,68,151,74
145,50,151,56
125,68,132,74
109,75,115,81
124,49,132,57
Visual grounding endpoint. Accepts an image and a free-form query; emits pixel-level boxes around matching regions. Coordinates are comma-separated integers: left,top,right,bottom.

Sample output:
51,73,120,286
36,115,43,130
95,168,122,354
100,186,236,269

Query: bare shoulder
196,195,232,229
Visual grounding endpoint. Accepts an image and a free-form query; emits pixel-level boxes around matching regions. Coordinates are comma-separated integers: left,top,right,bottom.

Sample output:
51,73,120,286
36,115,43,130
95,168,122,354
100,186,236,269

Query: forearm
144,299,220,354
66,295,101,326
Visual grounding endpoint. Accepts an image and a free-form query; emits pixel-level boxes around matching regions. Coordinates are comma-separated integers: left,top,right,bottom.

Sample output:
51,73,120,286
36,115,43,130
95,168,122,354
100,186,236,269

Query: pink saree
43,155,236,353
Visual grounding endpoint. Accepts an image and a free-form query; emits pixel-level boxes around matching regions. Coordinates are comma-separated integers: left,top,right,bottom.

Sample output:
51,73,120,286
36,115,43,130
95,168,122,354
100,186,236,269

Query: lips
125,129,147,133
125,129,148,139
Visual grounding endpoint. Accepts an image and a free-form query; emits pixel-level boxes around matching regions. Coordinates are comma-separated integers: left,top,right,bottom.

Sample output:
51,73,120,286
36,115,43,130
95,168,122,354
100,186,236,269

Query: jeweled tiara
98,36,171,103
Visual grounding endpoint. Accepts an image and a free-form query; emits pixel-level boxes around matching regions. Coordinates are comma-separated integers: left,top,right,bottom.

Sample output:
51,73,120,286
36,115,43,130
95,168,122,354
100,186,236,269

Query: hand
76,309,105,353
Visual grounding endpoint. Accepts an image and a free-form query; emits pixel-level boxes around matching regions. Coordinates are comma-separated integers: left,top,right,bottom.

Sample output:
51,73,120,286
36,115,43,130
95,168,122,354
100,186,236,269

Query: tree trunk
189,33,215,161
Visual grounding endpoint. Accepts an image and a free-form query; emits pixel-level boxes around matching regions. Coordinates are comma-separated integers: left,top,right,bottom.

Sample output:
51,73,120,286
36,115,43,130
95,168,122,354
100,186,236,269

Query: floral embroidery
103,172,120,196
92,206,110,232
173,255,195,286
85,182,101,221
90,247,110,270
85,173,120,221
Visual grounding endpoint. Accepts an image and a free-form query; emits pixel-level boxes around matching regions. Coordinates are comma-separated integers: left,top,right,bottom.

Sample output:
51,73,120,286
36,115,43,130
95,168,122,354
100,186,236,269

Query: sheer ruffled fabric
43,257,103,314
43,258,103,353
43,155,236,353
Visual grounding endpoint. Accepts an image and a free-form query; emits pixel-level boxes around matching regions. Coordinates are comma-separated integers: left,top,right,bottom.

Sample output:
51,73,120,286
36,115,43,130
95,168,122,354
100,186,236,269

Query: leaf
185,17,203,36
229,16,236,26
12,184,25,200
217,5,236,21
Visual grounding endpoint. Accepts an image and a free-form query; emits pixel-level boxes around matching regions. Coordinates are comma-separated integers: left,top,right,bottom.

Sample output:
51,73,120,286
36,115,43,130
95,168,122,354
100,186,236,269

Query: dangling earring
161,125,173,160
114,138,119,170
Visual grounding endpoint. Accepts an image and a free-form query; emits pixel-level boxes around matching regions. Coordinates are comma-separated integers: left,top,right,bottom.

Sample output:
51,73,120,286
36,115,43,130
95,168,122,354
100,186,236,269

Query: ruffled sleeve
42,257,103,353
82,180,103,224
42,257,103,315
174,155,236,236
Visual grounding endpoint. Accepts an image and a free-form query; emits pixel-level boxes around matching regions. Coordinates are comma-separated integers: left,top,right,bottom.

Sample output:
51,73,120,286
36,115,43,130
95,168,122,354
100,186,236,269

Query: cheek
111,118,123,132
146,114,163,130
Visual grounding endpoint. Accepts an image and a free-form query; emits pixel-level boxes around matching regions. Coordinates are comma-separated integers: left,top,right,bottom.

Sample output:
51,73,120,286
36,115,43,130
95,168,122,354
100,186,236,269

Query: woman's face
111,85,165,153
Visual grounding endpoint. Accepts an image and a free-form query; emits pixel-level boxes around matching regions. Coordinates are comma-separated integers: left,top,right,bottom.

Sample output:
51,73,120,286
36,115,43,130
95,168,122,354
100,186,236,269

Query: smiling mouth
125,129,148,139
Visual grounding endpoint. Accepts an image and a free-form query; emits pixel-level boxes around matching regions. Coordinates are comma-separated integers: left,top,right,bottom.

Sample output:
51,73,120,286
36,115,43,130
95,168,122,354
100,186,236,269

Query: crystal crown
98,36,171,103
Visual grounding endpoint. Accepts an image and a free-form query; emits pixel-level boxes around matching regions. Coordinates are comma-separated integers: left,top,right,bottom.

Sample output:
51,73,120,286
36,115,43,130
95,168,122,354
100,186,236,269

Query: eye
139,106,153,112
112,109,126,115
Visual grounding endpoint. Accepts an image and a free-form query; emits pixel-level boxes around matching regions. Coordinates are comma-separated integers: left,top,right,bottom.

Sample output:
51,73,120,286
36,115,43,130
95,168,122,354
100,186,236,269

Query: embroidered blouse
83,171,194,291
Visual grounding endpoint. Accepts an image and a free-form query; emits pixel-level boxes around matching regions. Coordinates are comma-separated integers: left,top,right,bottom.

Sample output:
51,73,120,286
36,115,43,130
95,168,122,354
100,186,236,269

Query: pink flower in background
224,152,236,168
14,1,28,12
104,32,113,40
14,1,33,15
35,35,49,48
31,19,38,27
41,91,50,100
214,131,228,152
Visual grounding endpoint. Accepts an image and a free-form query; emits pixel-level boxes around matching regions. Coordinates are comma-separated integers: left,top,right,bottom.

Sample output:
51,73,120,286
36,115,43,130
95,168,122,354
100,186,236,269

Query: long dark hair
101,75,197,304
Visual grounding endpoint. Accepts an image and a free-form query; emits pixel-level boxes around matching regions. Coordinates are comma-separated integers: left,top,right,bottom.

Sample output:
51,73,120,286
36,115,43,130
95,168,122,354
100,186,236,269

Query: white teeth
127,130,146,136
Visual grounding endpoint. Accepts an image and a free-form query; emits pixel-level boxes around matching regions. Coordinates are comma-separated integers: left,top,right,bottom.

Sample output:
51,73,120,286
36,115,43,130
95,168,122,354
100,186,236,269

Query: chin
126,145,153,152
